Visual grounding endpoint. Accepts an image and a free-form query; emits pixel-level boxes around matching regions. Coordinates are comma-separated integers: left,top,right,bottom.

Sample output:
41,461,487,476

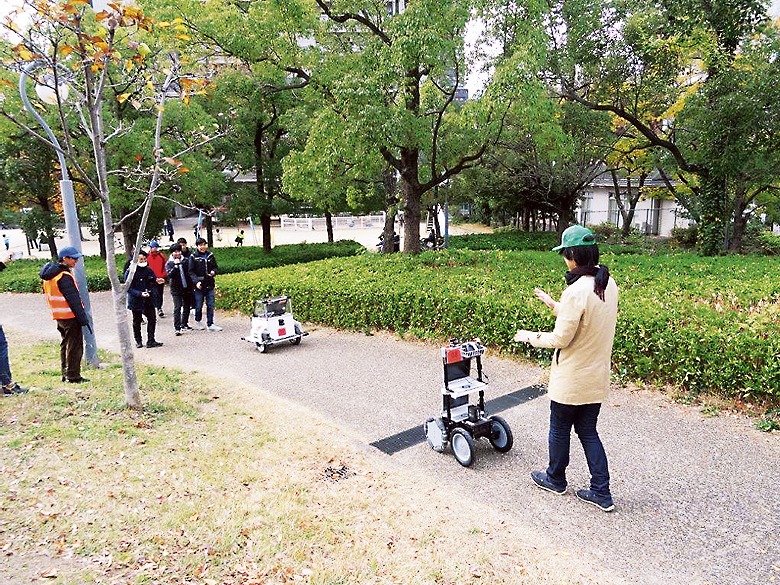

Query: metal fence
279,213,386,230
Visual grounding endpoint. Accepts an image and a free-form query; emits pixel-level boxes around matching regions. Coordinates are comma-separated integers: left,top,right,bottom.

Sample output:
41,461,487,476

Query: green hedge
0,240,365,293
216,249,779,402
448,231,559,251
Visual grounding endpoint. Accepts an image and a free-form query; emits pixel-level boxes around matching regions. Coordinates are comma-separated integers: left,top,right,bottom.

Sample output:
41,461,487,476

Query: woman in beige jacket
514,225,618,512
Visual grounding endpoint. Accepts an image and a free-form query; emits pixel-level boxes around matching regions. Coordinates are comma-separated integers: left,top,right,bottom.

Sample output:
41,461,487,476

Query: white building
577,171,691,237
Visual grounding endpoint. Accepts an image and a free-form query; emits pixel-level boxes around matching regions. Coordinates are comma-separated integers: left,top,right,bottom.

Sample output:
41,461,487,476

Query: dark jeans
57,318,83,381
0,325,12,386
193,287,215,326
171,291,192,331
132,305,158,344
547,401,611,496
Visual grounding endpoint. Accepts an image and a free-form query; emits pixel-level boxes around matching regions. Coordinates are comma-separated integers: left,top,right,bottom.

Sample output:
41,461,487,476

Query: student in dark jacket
39,246,91,383
124,250,163,348
187,237,222,331
165,244,192,335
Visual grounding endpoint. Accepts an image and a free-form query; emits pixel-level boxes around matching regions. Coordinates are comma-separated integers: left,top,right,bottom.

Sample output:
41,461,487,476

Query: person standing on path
234,229,245,247
165,244,193,335
513,225,619,512
164,218,175,242
2,234,9,251
188,237,222,332
39,246,91,384
147,240,167,318
0,254,28,395
124,250,163,348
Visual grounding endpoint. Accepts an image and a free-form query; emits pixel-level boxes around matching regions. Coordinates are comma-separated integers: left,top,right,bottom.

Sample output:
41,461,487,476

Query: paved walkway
1,290,778,585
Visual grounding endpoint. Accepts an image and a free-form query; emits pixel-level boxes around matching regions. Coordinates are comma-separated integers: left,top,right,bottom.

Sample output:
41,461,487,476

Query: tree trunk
381,209,396,253
729,192,750,252
100,198,142,410
557,208,575,237
399,147,422,253
204,213,214,247
401,180,422,253
97,220,107,260
324,210,334,243
254,122,273,252
697,174,727,256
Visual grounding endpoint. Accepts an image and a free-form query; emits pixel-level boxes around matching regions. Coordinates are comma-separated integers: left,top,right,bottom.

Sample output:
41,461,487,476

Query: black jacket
165,257,192,294
124,264,159,312
188,250,218,291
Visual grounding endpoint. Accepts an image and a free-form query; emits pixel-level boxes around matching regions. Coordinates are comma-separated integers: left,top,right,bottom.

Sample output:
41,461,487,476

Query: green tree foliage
299,0,548,252
0,130,62,253
454,99,614,234
147,0,319,250
546,0,780,254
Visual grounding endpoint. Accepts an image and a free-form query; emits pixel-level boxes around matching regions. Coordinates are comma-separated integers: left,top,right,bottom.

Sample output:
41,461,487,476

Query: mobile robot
424,338,513,467
242,296,308,353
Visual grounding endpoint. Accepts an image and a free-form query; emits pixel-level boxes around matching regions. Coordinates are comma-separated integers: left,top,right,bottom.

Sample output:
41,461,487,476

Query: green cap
552,225,596,251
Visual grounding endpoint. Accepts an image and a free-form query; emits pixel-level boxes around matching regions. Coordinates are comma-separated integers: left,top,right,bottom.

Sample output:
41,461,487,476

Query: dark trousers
171,291,192,331
132,305,158,345
0,325,12,386
547,401,611,496
57,318,83,381
154,282,165,311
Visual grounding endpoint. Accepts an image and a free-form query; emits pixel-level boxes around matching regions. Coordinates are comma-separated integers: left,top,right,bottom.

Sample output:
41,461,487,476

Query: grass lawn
1,340,595,585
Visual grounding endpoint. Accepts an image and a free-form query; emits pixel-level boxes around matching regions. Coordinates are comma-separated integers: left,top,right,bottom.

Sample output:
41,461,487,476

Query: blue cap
58,246,83,260
148,240,160,248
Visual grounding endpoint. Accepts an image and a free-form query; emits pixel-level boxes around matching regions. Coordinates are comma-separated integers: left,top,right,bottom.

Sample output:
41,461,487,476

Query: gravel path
2,290,778,585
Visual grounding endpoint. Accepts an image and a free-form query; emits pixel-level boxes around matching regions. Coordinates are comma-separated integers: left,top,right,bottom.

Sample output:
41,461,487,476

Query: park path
2,290,778,585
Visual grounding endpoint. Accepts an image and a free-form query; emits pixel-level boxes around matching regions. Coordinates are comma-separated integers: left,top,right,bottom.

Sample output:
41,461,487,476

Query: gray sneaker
2,382,28,395
576,489,615,512
531,471,566,495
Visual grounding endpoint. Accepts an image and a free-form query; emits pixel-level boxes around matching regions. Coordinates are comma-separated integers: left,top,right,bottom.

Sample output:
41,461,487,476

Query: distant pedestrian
2,234,8,251
234,229,245,247
39,246,91,384
165,244,193,335
188,237,222,331
514,225,618,512
0,254,28,395
124,250,163,348
164,218,175,242
147,240,167,318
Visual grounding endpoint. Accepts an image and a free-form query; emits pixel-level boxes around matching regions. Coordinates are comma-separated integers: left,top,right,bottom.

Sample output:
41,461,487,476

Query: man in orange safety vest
39,247,91,383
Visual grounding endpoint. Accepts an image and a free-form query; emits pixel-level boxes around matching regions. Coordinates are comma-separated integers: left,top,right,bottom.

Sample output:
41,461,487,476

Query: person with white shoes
187,237,222,332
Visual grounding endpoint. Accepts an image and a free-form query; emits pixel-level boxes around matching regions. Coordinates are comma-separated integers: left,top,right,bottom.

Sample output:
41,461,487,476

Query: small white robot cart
242,296,308,353
424,338,513,467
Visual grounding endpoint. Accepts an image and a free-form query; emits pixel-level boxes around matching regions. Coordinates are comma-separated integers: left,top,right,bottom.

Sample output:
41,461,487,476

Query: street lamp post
19,61,99,367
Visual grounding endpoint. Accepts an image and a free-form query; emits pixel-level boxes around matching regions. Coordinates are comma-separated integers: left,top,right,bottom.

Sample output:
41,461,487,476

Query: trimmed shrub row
0,240,365,294
216,249,779,402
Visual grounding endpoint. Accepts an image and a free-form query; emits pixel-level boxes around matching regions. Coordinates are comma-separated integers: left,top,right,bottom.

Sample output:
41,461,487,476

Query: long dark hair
562,245,610,301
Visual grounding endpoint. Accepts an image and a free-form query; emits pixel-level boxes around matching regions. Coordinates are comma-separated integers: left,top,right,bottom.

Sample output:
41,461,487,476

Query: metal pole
19,61,99,367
